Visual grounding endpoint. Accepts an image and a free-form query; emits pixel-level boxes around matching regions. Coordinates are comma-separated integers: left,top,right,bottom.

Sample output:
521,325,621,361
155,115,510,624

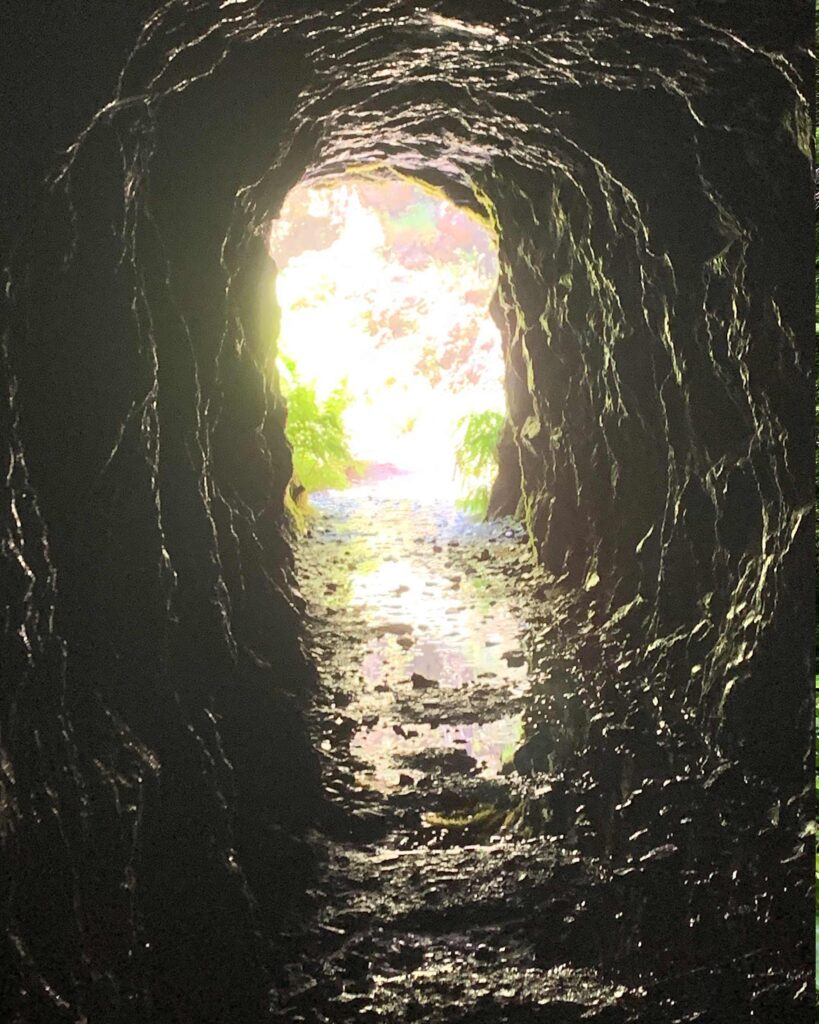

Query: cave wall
1,1,812,1020
495,68,813,782
2,11,321,1023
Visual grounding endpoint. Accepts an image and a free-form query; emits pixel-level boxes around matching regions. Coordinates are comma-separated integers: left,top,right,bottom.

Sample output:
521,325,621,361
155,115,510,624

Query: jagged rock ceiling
1,2,812,1021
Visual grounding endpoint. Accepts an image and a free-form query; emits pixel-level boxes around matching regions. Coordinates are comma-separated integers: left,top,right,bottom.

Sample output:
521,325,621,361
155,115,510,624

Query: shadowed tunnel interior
1,2,813,1022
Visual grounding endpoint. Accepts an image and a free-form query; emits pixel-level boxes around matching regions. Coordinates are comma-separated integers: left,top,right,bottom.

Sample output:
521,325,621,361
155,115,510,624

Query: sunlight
267,174,505,502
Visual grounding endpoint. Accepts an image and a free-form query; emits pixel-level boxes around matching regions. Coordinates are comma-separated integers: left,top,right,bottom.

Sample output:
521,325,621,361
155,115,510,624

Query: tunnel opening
266,171,512,519
1,3,812,1023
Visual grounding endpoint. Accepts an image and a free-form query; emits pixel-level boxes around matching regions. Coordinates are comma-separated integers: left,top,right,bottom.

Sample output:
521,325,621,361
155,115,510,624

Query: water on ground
269,474,810,1023
284,474,639,1022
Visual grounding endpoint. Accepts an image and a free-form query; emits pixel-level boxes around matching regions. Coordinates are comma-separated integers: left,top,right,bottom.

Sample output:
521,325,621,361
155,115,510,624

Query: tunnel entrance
267,173,506,515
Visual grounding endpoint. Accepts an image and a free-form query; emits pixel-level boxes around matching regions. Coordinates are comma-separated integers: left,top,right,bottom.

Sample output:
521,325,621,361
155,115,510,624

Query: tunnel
1,2,813,1022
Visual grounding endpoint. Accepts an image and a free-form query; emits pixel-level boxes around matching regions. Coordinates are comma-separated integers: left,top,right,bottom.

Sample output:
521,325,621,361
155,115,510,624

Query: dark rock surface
1,2,812,1021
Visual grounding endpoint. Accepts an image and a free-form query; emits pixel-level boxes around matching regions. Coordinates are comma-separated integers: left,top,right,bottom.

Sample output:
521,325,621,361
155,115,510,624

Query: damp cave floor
272,474,807,1023
279,474,645,1023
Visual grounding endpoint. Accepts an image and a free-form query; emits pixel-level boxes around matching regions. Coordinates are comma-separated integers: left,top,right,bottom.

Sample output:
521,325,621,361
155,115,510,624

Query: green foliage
454,409,504,517
278,354,357,493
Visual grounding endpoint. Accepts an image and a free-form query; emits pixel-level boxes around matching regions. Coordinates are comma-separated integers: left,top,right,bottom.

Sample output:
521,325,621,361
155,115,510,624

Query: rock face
1,2,811,1021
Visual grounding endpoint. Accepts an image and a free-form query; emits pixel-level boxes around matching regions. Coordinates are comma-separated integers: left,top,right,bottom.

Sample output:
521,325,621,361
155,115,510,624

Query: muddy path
276,476,640,1022
272,476,810,1024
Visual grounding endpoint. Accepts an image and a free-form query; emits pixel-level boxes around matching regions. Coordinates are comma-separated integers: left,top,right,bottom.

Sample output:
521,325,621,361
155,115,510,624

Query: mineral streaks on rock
1,2,811,1022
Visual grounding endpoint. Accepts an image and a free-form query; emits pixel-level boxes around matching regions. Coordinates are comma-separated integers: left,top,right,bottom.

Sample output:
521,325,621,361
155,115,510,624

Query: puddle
351,714,523,791
349,556,529,690
359,633,529,692
309,478,532,794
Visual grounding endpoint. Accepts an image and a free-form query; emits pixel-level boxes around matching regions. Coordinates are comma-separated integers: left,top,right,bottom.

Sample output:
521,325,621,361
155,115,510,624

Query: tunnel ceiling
1,2,812,1021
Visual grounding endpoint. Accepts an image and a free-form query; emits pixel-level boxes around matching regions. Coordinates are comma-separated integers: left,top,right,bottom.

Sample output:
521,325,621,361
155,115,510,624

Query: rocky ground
271,476,812,1024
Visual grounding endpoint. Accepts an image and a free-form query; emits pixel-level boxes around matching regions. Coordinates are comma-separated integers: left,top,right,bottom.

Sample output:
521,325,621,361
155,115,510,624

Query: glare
267,175,505,497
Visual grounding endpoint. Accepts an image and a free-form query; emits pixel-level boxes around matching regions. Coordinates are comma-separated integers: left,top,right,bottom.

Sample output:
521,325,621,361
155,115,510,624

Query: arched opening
267,171,507,516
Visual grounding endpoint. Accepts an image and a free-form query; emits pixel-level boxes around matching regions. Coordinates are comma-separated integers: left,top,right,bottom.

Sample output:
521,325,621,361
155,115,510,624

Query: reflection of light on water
410,642,476,689
311,480,531,794
350,555,527,690
352,715,523,792
351,559,429,621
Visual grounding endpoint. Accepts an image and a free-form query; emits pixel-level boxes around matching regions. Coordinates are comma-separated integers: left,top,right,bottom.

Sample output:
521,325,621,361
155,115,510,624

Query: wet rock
396,1000,426,1023
329,715,359,740
339,950,370,981
513,730,553,775
638,843,679,864
376,622,414,636
349,808,389,841
445,750,478,774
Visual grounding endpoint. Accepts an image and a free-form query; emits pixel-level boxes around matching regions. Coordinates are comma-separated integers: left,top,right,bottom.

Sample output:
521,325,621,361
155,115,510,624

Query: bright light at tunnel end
266,173,505,502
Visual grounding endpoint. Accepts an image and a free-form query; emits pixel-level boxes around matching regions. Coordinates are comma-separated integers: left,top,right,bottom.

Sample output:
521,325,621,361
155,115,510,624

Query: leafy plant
454,409,504,517
278,354,358,493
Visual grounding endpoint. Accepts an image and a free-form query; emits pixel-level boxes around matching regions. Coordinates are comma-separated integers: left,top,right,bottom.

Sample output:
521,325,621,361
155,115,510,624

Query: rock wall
2,10,320,1022
1,1,812,1020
